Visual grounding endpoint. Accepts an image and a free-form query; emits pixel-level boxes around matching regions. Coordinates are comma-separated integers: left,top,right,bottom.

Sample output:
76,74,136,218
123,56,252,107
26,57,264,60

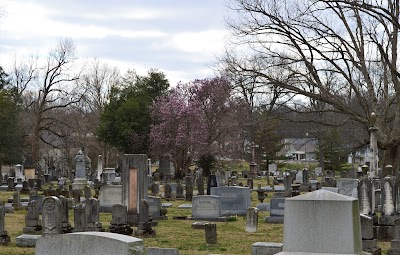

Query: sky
0,0,232,85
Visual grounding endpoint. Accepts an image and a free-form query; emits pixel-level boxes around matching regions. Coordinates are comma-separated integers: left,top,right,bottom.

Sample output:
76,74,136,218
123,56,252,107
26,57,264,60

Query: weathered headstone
265,198,286,223
58,195,72,233
388,218,400,255
380,176,397,225
135,199,156,238
151,183,159,197
73,203,88,232
13,190,23,210
72,149,91,190
360,214,381,255
147,196,164,220
283,171,292,197
205,223,217,246
245,207,258,233
176,181,184,199
164,183,172,199
108,204,133,235
358,177,374,215
0,203,10,245
337,178,359,197
42,196,63,235
122,154,148,226
98,185,122,212
191,195,223,221
83,198,104,231
185,176,193,201
84,186,92,199
23,200,42,234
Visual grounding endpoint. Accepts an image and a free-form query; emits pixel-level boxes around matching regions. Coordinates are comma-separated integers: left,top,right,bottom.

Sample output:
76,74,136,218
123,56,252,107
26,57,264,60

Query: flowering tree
150,77,249,177
150,83,207,178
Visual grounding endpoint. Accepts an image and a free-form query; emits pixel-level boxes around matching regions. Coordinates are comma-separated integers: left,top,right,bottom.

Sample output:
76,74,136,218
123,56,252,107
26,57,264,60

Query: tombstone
164,183,172,199
30,193,44,214
210,186,251,216
245,207,258,233
83,198,104,231
191,195,223,221
84,186,92,199
337,178,359,197
185,176,193,201
360,214,381,255
58,196,72,233
388,218,400,255
204,223,217,246
23,200,42,234
151,183,160,197
159,158,175,181
380,176,397,225
148,196,164,220
265,198,286,223
73,189,81,205
98,185,122,212
6,177,14,191
13,190,23,210
73,203,88,232
122,154,148,226
42,196,63,235
268,164,278,176
197,178,205,195
283,171,292,197
300,169,310,192
108,204,133,235
135,199,156,238
176,181,185,199
72,149,91,190
0,204,10,245
21,180,30,194
274,190,367,255
207,174,218,195
358,177,374,215
100,172,108,185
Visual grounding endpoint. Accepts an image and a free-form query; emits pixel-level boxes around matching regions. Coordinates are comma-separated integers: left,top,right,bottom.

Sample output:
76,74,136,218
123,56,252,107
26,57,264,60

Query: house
278,138,318,161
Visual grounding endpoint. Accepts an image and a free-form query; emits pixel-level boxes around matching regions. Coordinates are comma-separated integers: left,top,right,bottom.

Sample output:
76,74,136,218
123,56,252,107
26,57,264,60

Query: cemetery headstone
13,190,23,210
205,223,217,246
108,204,133,235
283,171,292,197
98,184,122,212
84,186,92,199
122,154,148,226
151,182,159,197
265,198,286,223
337,178,359,197
191,195,223,221
245,207,258,233
21,180,30,194
207,174,218,195
210,186,251,216
73,203,88,232
164,183,172,200
72,149,91,190
58,196,72,233
358,177,374,215
42,196,63,235
176,181,184,199
388,218,400,255
135,199,156,238
380,176,397,225
185,176,193,201
83,198,104,231
0,203,10,245
148,196,164,220
23,200,42,234
360,214,381,255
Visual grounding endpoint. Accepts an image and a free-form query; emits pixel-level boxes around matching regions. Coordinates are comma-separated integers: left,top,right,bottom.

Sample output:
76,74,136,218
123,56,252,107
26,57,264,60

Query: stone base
375,225,394,241
16,234,41,247
23,226,42,235
265,216,284,223
299,183,310,192
108,224,133,235
0,234,10,245
252,242,283,255
134,229,156,238
72,178,87,190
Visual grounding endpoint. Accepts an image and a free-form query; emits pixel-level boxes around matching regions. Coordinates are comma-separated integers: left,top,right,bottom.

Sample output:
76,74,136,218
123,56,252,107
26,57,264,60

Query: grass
0,178,392,255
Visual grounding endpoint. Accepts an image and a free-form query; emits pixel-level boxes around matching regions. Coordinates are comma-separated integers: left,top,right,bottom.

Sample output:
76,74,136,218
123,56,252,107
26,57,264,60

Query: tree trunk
382,145,400,177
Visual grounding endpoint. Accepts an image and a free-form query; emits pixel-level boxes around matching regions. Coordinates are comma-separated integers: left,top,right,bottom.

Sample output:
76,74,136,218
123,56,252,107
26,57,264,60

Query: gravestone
210,186,251,216
197,178,205,195
84,186,92,199
23,200,42,234
388,218,400,255
283,171,292,197
176,181,184,199
246,207,258,233
268,164,278,176
84,198,104,231
42,196,63,235
0,203,10,245
13,190,23,210
207,174,218,195
135,199,156,238
164,183,172,199
274,189,369,255
99,185,122,212
247,178,254,190
122,154,148,226
300,169,310,192
151,183,159,197
108,204,133,235
35,232,145,255
21,180,30,194
337,178,359,197
380,176,397,225
147,196,164,220
29,193,44,214
205,223,217,246
7,177,14,191
185,176,193,201
358,177,374,215
58,196,72,233
265,198,286,223
73,203,88,232
72,149,91,190
360,214,381,255
191,195,223,221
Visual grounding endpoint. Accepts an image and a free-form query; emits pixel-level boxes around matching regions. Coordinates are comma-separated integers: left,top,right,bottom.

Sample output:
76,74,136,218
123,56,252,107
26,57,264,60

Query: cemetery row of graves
0,150,399,254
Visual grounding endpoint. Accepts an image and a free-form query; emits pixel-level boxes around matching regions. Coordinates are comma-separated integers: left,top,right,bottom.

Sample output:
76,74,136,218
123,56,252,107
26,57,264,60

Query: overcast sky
0,0,232,85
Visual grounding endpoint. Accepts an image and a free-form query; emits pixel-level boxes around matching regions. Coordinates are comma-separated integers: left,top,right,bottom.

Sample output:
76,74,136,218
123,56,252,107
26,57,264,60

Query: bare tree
225,0,400,175
12,38,85,175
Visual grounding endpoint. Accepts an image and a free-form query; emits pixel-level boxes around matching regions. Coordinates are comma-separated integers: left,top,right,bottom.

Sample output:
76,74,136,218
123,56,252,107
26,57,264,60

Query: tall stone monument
72,149,91,190
369,112,379,178
122,154,148,226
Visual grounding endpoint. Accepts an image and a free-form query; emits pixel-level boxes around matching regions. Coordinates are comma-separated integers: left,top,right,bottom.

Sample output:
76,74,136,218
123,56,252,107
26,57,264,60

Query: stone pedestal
72,178,87,191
